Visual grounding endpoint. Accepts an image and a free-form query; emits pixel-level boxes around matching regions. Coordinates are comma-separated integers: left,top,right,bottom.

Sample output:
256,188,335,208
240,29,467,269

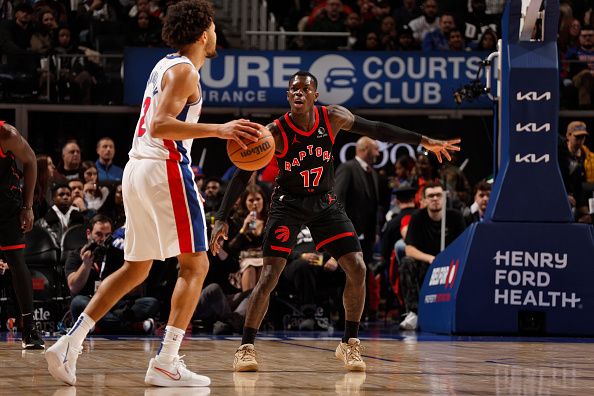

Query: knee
122,262,152,284
343,254,366,282
256,267,282,294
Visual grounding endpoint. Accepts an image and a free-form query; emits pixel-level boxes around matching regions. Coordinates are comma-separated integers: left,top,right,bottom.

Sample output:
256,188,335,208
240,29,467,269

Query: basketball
226,127,275,171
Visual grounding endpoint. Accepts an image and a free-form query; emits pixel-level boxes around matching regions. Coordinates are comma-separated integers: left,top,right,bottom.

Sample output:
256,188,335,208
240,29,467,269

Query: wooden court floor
1,334,594,395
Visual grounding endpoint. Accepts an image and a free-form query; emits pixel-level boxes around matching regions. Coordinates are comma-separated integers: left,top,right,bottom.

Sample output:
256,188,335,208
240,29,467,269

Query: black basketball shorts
0,201,25,251
262,190,361,260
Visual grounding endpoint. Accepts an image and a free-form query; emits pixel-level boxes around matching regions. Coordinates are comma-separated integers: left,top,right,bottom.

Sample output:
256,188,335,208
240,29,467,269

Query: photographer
65,214,158,333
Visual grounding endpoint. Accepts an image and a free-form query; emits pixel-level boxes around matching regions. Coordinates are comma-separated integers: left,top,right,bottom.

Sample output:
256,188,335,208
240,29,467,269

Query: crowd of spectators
2,113,593,335
1,0,594,107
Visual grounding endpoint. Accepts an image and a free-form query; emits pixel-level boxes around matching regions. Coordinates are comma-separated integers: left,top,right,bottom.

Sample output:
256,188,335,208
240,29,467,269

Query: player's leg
0,206,42,349
45,259,153,385
145,251,211,387
234,203,300,372
308,196,366,371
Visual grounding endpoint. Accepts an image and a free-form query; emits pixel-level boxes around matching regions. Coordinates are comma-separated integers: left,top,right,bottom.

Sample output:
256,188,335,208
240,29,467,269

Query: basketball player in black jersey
210,71,460,372
0,121,44,349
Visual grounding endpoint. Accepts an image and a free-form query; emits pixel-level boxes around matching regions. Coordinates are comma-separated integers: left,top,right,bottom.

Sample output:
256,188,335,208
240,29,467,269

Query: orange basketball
227,128,275,171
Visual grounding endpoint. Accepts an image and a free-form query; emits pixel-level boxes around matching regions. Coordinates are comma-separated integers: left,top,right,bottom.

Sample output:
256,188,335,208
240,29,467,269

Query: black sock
4,250,34,323
22,313,33,333
241,327,258,345
342,320,359,343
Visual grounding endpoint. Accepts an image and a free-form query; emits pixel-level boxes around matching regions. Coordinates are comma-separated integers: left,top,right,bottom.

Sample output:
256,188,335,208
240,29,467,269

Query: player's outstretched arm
210,168,255,255
327,104,461,163
149,63,263,148
0,123,36,232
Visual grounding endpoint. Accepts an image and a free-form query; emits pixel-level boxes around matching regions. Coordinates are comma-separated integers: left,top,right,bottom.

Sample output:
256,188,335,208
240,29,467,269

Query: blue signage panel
124,48,491,109
419,222,594,336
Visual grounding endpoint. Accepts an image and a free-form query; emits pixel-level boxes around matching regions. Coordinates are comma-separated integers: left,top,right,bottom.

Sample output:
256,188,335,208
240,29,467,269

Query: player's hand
221,119,264,150
209,219,229,255
420,137,461,163
20,208,33,232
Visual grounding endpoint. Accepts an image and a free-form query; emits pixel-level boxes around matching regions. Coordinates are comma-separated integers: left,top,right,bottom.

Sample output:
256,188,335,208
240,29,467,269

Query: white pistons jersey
129,54,203,162
122,53,208,261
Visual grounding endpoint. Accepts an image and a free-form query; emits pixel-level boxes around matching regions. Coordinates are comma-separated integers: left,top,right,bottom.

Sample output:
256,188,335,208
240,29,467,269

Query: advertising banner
124,48,491,109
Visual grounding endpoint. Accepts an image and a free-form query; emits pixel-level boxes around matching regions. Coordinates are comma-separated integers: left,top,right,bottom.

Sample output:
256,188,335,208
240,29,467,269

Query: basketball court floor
2,329,594,395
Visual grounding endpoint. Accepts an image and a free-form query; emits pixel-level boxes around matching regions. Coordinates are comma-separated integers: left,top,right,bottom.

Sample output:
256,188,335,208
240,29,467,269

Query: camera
453,59,491,105
82,234,114,264
453,80,489,105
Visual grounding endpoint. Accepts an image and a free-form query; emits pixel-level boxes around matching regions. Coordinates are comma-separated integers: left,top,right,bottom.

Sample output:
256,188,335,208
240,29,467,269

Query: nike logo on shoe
63,343,70,364
155,367,181,380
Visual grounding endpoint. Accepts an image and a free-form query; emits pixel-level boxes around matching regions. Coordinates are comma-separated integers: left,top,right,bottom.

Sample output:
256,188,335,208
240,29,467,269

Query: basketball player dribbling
45,0,264,387
210,71,460,372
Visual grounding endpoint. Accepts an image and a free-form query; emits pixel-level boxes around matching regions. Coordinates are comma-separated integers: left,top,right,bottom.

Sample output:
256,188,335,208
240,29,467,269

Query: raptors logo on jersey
274,106,335,195
129,54,203,162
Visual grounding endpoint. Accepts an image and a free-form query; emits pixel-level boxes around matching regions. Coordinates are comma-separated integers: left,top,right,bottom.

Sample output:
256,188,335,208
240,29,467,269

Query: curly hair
162,0,214,50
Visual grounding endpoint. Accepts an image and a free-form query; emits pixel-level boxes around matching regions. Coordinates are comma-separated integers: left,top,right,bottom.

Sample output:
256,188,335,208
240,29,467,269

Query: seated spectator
343,12,362,50
378,15,397,50
462,0,498,47
65,215,159,333
0,3,36,76
81,160,110,211
463,180,491,225
476,29,497,51
99,182,125,228
33,154,59,219
396,25,419,50
30,7,58,56
422,12,455,51
76,0,118,45
58,140,82,180
127,10,163,47
356,30,381,50
203,177,223,214
447,28,469,51
409,0,439,43
558,121,593,220
95,137,124,182
226,185,268,292
305,0,348,50
280,226,343,330
381,186,417,269
67,178,88,214
36,183,85,246
399,182,466,330
54,25,103,104
392,0,421,27
194,283,250,335
566,25,594,108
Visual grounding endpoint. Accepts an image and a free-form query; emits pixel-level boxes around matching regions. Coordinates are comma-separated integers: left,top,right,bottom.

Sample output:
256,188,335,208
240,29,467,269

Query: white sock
67,313,95,348
156,325,184,364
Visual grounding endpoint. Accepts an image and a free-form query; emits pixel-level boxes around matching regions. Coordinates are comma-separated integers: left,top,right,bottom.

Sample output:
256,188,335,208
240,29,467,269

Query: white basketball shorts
122,157,207,261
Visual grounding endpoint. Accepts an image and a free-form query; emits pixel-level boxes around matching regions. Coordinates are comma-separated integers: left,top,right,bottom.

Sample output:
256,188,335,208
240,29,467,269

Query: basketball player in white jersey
45,0,264,387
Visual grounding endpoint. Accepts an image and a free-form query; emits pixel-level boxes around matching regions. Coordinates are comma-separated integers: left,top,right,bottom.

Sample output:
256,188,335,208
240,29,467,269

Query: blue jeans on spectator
71,295,159,332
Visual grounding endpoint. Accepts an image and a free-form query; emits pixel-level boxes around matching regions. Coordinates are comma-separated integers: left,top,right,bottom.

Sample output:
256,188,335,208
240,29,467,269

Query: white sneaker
145,355,211,387
45,335,82,385
335,338,366,371
399,312,418,331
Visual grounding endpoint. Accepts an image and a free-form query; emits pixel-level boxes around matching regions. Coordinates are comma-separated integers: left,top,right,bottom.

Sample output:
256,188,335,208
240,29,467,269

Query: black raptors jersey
0,122,22,205
274,106,335,195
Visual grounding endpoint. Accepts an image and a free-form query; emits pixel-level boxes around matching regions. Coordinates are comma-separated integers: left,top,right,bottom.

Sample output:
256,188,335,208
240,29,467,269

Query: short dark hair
289,71,318,89
87,214,113,231
52,182,71,195
581,24,594,32
162,0,215,50
422,181,444,197
474,180,492,194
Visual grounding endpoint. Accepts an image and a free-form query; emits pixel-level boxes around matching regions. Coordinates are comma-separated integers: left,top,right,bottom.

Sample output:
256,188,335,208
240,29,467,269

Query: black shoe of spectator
22,328,45,350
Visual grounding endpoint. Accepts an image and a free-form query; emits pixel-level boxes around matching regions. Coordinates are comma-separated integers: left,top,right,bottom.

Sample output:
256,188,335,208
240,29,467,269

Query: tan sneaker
233,344,258,372
335,338,366,371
